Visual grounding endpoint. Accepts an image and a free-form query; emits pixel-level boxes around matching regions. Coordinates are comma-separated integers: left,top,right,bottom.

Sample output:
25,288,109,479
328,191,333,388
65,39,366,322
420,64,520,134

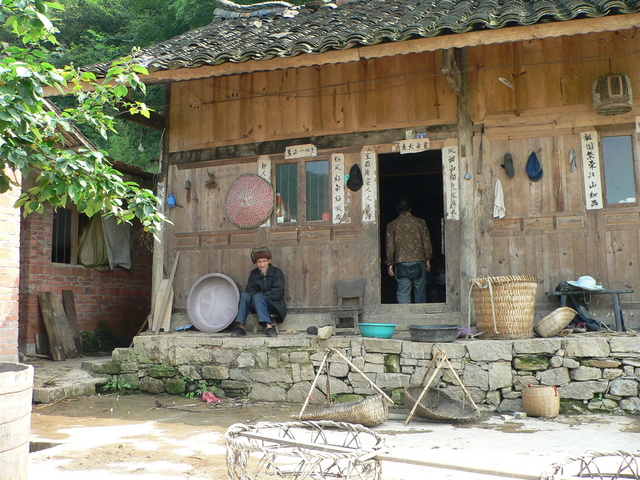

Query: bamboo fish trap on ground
543,450,640,480
297,347,394,427
225,420,385,480
469,275,538,339
404,348,480,424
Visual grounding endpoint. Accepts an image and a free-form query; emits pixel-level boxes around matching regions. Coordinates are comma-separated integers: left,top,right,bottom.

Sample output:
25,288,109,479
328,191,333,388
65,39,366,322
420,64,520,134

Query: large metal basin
408,325,458,343
186,273,239,333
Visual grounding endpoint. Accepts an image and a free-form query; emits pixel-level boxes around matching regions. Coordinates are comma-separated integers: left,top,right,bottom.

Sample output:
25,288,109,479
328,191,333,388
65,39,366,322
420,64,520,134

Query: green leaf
35,12,54,32
15,66,32,77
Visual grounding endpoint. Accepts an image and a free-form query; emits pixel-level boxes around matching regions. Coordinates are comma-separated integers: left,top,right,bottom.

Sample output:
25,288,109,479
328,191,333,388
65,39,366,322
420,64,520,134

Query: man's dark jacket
244,265,287,321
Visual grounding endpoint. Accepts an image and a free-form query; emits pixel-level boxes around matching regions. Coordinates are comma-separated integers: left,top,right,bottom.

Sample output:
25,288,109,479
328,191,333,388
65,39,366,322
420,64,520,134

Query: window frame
51,206,89,265
598,126,640,207
273,155,332,226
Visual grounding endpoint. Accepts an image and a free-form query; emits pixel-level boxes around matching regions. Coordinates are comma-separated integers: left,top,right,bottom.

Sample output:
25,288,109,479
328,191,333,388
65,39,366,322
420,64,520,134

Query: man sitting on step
232,247,287,338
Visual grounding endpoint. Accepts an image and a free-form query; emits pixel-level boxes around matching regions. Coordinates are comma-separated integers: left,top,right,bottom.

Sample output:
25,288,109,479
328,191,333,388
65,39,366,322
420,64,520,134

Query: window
305,160,330,221
275,163,298,223
602,135,636,204
51,207,89,264
275,158,330,224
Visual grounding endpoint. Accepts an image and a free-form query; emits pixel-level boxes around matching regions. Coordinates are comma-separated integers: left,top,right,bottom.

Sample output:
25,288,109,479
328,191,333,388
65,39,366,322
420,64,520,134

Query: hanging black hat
346,163,363,191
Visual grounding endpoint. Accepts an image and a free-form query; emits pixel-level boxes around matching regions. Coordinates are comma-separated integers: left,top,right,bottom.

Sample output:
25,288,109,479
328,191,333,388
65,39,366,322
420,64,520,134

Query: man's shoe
232,327,246,337
266,327,277,338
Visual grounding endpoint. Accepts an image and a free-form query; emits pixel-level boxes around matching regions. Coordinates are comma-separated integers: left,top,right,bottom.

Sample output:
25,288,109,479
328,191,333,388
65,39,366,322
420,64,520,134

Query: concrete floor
28,391,640,480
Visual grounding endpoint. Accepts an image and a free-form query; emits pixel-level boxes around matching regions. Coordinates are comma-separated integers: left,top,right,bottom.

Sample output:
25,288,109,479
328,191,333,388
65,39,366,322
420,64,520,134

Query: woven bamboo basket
469,275,538,339
226,420,385,480
522,384,560,418
534,307,577,338
299,394,390,427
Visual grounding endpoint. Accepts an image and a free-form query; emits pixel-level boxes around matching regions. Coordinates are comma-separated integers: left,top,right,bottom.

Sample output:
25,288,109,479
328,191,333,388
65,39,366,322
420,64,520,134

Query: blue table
545,289,634,332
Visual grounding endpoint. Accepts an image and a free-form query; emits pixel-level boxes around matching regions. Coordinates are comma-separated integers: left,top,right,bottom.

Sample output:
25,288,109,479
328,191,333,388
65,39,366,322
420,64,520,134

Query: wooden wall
168,51,456,153
165,151,376,313
164,27,640,324
468,29,640,317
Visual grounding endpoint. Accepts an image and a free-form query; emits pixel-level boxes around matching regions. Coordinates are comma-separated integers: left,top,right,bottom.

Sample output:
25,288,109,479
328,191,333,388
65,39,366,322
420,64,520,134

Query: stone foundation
105,332,640,414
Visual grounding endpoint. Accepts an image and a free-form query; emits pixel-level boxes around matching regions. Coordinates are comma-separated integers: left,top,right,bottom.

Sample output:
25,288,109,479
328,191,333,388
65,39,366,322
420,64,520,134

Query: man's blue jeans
394,261,427,303
235,292,278,325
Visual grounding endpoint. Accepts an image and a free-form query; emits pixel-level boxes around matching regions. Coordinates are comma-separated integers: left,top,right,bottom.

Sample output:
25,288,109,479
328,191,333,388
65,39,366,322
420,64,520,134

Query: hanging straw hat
566,275,603,291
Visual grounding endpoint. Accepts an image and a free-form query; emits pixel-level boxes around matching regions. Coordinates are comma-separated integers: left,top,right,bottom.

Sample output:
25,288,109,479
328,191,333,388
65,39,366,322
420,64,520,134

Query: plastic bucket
0,362,34,480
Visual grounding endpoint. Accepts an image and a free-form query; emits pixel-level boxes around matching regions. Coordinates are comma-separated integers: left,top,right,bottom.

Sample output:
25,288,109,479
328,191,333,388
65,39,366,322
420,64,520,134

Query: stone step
31,356,111,405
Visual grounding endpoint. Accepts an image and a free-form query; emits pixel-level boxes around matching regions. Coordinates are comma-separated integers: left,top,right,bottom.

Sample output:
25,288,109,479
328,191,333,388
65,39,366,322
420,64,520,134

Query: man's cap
526,152,543,182
251,247,272,262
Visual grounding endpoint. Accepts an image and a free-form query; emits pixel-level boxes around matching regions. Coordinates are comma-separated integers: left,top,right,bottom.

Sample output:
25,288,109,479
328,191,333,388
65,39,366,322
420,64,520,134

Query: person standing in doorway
385,196,433,303
232,247,287,337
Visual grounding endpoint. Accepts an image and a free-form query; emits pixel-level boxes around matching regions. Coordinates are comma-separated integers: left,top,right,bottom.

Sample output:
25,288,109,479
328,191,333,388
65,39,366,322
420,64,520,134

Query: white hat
566,275,603,291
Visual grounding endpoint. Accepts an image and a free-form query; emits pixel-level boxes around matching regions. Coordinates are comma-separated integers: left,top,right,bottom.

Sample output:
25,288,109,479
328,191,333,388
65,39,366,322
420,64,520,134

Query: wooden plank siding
168,52,457,153
163,28,640,325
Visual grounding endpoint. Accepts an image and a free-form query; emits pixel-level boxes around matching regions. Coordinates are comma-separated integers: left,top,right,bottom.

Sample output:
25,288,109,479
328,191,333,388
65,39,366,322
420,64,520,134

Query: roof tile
86,0,640,74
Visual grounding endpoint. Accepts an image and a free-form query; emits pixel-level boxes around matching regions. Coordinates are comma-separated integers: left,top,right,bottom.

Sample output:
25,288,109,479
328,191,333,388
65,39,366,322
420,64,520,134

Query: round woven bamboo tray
522,384,560,418
469,275,538,339
534,307,577,338
225,420,385,480
225,174,275,229
299,394,390,427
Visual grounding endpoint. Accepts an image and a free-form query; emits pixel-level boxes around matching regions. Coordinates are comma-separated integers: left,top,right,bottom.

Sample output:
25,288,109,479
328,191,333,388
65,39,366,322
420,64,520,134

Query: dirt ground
29,394,640,480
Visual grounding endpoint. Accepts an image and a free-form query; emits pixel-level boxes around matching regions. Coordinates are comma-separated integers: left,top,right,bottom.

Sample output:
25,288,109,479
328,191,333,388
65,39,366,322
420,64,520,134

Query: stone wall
105,333,640,414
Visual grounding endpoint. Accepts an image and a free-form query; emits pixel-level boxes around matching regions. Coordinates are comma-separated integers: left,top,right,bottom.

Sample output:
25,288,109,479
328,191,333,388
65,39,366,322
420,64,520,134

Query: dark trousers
394,261,427,303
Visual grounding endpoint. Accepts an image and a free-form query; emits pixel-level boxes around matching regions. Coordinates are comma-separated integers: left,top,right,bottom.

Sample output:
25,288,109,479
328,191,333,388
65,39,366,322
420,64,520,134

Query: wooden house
88,0,640,331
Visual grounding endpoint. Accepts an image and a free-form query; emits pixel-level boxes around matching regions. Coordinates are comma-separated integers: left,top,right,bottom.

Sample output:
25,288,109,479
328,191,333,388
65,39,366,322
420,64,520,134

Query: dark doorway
379,150,446,304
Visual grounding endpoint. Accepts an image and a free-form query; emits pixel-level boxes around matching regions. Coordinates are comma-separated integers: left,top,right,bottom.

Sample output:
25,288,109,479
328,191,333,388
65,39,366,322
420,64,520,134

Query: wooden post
456,47,477,316
151,85,171,324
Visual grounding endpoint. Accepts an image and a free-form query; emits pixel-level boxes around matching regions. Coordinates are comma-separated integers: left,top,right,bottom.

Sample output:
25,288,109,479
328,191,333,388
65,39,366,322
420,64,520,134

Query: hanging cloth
493,179,506,219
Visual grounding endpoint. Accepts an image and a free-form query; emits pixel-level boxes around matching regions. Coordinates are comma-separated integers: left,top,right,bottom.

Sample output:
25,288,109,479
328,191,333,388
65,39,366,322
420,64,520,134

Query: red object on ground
202,391,221,403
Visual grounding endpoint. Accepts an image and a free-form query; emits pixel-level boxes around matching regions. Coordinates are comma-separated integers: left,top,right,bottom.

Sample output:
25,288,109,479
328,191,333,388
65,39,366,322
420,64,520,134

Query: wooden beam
170,124,458,168
442,49,462,96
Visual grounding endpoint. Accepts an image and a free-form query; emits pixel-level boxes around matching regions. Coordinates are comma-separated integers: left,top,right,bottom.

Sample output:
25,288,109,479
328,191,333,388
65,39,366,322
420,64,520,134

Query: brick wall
0,169,22,362
19,205,153,354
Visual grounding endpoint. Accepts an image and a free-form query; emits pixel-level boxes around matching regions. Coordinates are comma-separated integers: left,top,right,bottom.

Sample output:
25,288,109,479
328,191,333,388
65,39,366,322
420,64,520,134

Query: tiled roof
87,0,640,74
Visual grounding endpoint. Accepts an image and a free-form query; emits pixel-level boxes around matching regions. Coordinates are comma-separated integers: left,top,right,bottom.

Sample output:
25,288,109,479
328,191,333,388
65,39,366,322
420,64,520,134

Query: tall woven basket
469,275,538,339
522,384,560,418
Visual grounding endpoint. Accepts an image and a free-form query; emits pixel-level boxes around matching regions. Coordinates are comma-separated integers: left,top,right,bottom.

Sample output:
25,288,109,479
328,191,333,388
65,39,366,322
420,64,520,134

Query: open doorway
379,150,445,304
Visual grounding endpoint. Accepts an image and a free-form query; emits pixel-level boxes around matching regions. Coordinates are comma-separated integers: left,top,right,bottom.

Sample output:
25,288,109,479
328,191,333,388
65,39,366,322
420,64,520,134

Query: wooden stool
330,279,365,335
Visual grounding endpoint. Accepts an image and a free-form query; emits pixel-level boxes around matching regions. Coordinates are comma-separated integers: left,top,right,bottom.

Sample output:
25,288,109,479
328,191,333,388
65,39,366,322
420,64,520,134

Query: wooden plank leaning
153,251,180,334
37,292,79,361
62,290,84,355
